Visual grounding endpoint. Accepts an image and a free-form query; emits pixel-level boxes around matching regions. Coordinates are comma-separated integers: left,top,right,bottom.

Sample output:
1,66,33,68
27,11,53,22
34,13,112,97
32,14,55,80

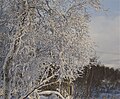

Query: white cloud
89,15,120,68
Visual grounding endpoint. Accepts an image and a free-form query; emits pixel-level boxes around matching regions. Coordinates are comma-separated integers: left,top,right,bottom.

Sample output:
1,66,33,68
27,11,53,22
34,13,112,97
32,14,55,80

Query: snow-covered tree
1,0,101,98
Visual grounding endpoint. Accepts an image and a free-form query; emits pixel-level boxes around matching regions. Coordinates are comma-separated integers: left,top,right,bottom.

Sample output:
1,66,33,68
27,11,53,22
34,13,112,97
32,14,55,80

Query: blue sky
90,0,120,16
90,0,120,68
103,0,120,16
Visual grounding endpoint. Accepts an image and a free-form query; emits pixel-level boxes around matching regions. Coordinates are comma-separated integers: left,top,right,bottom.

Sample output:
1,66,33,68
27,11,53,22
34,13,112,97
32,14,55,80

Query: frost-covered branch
21,74,58,99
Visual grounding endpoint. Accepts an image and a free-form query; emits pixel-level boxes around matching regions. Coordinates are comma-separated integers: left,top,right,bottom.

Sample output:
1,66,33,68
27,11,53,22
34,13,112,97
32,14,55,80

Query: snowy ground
39,94,59,99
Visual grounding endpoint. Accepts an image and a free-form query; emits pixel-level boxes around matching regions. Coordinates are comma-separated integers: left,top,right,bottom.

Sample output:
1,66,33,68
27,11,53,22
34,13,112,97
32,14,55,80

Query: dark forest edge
74,57,120,99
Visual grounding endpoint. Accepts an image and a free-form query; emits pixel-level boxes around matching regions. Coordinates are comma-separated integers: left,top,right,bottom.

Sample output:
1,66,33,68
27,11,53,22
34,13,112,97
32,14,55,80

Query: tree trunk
3,56,13,99
3,37,21,99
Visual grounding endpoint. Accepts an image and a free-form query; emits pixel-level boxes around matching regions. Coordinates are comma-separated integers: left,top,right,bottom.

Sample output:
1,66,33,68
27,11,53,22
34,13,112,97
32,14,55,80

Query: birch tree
1,0,101,98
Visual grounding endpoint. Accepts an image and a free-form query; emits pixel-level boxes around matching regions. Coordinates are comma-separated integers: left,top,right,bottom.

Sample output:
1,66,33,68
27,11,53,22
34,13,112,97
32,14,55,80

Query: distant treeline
74,58,120,98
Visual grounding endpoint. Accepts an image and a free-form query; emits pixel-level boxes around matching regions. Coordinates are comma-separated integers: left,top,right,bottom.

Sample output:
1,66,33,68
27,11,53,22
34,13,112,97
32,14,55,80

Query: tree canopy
0,0,102,98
